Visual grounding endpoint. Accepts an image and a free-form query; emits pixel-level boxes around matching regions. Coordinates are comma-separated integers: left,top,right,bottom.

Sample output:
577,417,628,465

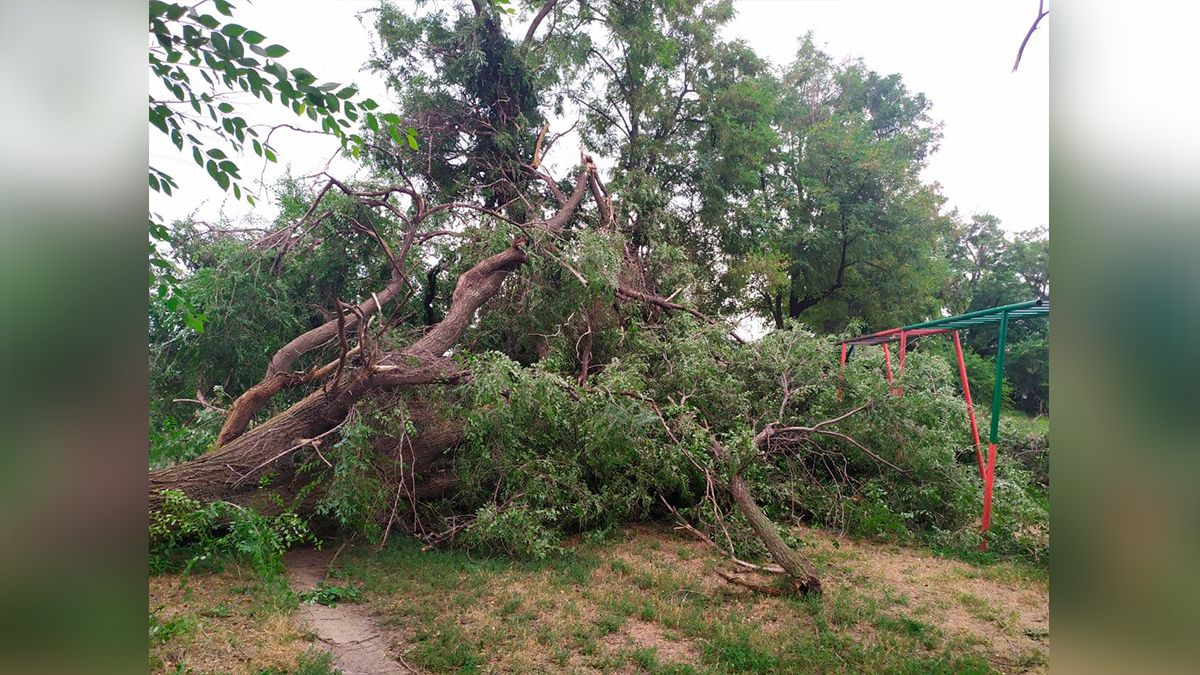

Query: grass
149,568,318,674
152,522,1048,674
325,524,1045,673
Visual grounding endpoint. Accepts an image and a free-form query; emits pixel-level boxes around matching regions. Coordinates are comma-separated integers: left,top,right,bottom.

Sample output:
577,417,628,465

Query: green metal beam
837,299,1047,347
989,311,1010,444
902,300,1044,332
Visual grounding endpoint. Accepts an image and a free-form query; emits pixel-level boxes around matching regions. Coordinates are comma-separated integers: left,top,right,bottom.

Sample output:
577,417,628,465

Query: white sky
150,0,1048,233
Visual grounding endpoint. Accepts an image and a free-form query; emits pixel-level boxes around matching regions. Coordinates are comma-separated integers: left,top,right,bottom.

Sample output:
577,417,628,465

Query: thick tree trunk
151,170,594,510
151,370,370,508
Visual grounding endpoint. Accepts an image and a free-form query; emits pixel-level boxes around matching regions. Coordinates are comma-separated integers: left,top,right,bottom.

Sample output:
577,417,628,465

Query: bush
442,319,1049,566
149,489,317,578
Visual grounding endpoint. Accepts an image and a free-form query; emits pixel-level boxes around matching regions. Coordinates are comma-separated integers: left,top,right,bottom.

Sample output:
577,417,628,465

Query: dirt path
286,548,412,674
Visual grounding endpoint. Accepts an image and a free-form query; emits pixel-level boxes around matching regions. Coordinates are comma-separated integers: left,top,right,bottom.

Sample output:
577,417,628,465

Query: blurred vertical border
0,0,148,672
1051,0,1200,673
0,0,1196,672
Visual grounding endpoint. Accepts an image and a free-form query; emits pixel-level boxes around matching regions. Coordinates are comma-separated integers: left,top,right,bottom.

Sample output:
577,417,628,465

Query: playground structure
838,299,1049,550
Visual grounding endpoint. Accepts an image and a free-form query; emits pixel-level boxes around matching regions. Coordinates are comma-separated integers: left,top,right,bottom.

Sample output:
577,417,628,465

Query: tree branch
523,0,561,47
1012,0,1048,73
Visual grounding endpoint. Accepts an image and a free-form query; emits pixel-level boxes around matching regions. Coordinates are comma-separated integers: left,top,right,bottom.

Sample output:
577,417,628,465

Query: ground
149,523,1048,674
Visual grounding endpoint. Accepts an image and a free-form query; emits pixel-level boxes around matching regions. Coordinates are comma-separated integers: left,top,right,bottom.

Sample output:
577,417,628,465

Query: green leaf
220,24,246,38
214,0,234,17
217,102,234,113
149,108,169,134
406,127,419,151
149,173,161,191
242,30,266,45
184,310,205,333
336,85,358,99
264,44,289,58
290,68,315,84
192,146,204,166
264,62,288,81
210,31,229,56
206,148,227,159
195,14,220,30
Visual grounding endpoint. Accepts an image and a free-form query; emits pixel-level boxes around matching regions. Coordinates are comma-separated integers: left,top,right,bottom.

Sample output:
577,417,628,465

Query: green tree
718,36,952,331
149,1,1049,585
148,0,412,331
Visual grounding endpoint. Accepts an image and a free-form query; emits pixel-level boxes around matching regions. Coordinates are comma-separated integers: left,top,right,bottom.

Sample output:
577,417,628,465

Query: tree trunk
151,170,595,511
710,437,821,595
728,472,821,595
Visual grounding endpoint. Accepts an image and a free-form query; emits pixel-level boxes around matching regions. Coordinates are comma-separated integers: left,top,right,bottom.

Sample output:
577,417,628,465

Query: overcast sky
150,0,1049,233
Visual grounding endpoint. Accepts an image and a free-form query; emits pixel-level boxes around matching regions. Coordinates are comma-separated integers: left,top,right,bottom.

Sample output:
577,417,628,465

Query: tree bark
711,437,821,595
150,170,594,510
727,472,821,595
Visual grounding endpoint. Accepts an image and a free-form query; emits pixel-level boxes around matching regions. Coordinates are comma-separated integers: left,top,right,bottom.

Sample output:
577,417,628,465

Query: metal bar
838,300,1047,348
902,299,1042,332
953,330,984,478
882,343,896,394
838,343,848,401
980,310,1010,552
989,311,1009,443
980,442,998,552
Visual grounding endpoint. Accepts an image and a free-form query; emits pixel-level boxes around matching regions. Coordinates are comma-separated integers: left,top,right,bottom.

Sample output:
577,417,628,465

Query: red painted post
980,442,998,551
882,343,896,395
952,330,984,478
897,330,907,396
838,343,848,401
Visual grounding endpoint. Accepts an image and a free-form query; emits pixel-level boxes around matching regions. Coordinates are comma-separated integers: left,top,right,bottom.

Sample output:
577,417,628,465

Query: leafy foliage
148,0,1048,574
149,489,317,577
446,317,1047,563
148,0,416,333
299,582,364,607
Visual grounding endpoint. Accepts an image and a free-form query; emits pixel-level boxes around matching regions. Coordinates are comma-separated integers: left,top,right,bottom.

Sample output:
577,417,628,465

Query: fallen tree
149,0,1051,594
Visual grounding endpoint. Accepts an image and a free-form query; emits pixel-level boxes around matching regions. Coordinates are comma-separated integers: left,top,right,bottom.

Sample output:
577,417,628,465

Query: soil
286,548,413,674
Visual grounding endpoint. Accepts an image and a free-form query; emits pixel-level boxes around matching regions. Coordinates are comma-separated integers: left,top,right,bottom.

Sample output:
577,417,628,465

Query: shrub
149,489,317,578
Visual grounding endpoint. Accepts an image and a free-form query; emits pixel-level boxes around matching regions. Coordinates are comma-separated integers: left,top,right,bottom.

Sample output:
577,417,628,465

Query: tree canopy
149,0,1049,590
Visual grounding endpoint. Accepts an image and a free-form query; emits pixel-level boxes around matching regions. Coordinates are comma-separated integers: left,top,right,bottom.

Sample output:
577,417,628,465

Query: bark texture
150,170,594,509
711,437,822,595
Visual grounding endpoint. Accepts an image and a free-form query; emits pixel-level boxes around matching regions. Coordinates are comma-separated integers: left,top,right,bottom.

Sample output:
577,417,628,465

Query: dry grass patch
149,568,322,674
148,523,1045,673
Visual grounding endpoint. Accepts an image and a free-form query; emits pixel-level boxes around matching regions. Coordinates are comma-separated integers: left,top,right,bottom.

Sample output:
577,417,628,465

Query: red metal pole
897,330,907,396
838,343,848,401
980,442,998,551
953,330,984,478
882,343,896,395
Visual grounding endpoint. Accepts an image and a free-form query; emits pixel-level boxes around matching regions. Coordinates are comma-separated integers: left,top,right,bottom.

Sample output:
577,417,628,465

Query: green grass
289,527,1039,673
408,619,484,673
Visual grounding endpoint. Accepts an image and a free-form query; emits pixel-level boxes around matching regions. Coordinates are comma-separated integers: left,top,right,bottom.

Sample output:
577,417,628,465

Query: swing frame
838,299,1049,550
